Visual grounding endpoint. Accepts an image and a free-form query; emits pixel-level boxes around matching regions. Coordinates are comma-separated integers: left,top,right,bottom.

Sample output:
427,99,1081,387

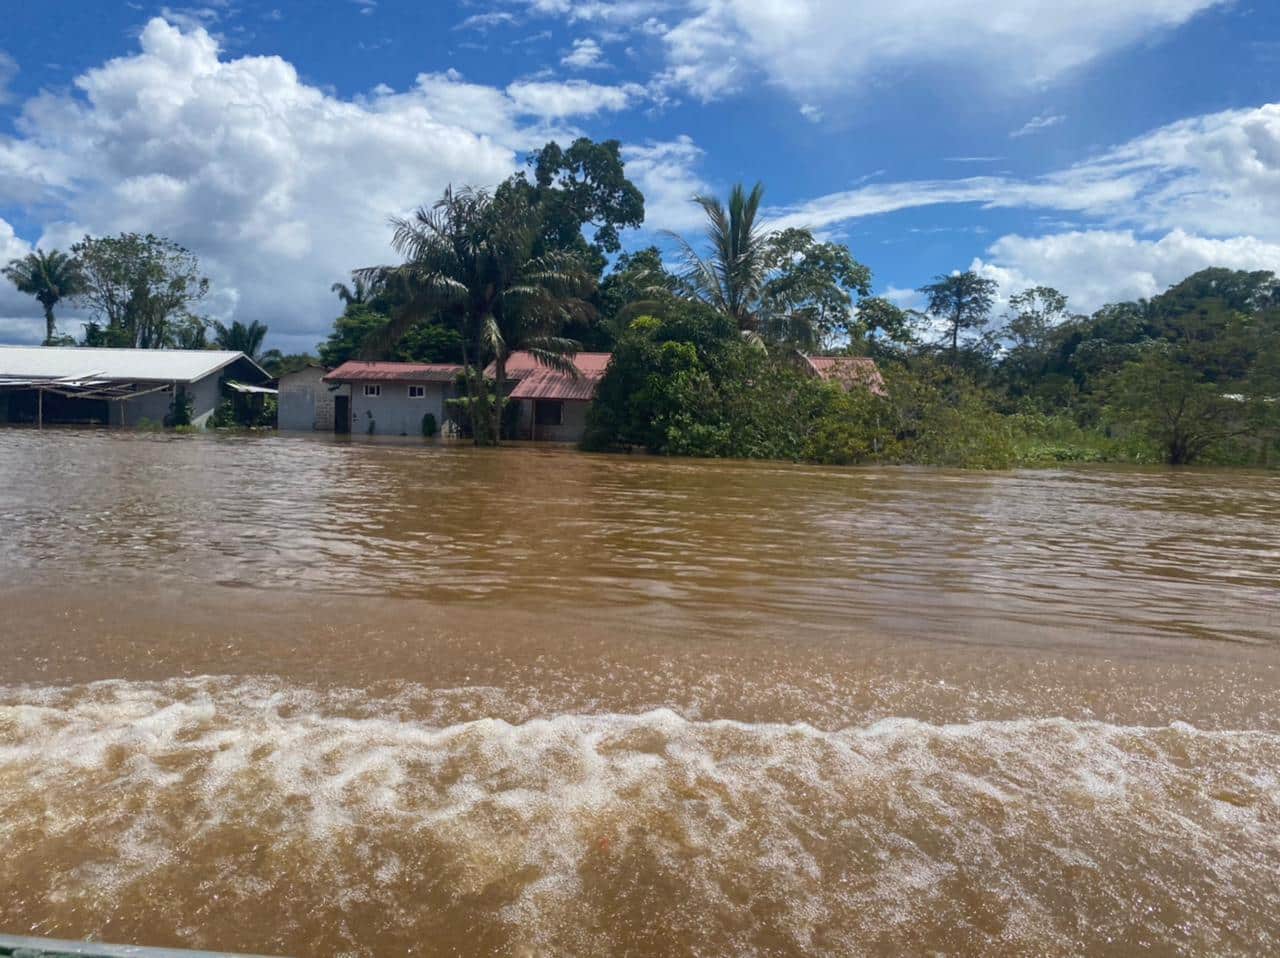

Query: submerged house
319,351,612,441
0,345,271,428
496,351,612,442
802,355,888,397
304,352,883,443
322,360,464,436
278,363,347,432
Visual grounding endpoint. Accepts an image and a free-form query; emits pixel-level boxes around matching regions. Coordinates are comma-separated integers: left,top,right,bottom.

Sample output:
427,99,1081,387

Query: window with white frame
408,385,426,399
363,384,381,397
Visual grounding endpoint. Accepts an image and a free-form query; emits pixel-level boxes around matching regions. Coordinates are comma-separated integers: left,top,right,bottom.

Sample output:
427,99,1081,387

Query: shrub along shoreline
582,301,1276,471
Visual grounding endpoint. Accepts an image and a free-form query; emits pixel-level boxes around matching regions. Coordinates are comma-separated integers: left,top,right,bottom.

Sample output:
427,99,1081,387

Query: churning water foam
1,677,1277,956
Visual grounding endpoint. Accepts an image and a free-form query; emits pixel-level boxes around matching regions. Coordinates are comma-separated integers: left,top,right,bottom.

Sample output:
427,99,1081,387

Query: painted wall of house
349,381,452,436
515,398,591,443
279,367,343,432
106,373,223,428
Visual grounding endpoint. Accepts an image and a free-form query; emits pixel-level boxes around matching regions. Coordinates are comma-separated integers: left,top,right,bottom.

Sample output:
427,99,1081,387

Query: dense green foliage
317,301,463,368
584,301,894,463
584,267,1280,468
358,185,594,444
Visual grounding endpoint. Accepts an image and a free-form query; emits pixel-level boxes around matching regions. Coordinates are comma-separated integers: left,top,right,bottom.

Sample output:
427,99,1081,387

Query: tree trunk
490,354,507,447
42,305,56,345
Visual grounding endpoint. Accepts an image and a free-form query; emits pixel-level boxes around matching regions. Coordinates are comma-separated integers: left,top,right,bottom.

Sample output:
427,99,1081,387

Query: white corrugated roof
0,345,259,383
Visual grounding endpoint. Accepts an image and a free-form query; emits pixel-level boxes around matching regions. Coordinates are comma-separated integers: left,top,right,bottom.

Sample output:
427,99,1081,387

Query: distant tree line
5,136,1278,464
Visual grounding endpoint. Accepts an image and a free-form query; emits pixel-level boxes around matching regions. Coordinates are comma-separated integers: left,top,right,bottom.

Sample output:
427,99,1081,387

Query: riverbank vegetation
6,136,1278,466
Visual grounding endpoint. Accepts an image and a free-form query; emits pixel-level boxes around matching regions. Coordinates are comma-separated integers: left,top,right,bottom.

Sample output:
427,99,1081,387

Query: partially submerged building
802,355,888,397
319,352,613,441
0,345,272,428
499,351,612,442
322,360,464,436
278,364,347,432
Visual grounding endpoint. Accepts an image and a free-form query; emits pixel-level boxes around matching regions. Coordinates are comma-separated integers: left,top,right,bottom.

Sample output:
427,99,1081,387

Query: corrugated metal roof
323,361,463,383
804,355,887,396
0,345,263,383
490,351,612,380
508,366,605,402
497,351,611,402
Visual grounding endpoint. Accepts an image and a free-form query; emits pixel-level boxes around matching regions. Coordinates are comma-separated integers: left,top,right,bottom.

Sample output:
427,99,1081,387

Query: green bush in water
421,412,438,438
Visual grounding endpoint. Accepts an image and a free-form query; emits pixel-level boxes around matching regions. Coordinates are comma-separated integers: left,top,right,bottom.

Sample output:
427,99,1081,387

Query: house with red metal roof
493,351,612,442
321,351,613,440
802,355,888,397
318,351,884,442
323,360,464,436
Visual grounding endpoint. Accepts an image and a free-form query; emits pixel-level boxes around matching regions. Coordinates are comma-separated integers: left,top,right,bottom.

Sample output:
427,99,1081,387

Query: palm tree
331,276,377,307
358,186,594,444
212,319,270,361
2,249,85,344
670,182,770,335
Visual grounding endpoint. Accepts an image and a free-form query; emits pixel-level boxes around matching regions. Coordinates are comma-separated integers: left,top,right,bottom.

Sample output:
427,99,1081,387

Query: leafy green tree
1106,346,1262,465
212,319,269,361
852,297,917,352
592,246,679,346
670,184,878,350
2,249,85,344
72,233,210,348
318,305,388,367
919,270,998,362
758,227,872,350
358,185,594,444
318,274,462,367
260,352,319,377
500,138,646,275
1004,286,1070,354
585,299,894,462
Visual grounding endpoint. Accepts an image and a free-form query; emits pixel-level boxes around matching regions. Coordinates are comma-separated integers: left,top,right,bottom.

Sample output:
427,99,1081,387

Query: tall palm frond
212,319,270,360
667,182,769,333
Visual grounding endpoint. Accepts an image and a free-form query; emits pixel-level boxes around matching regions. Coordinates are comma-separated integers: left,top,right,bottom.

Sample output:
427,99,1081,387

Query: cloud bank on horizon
0,0,1276,350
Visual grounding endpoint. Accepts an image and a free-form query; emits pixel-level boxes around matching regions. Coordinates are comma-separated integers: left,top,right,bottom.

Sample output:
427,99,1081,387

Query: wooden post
37,387,43,430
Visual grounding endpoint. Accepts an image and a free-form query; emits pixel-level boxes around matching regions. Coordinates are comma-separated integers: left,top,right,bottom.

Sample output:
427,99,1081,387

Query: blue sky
1,0,1278,352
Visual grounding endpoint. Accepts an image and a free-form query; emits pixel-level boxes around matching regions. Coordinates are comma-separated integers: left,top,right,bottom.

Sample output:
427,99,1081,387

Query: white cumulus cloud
516,0,1227,104
974,230,1280,313
621,135,712,234
561,38,607,70
0,19,663,352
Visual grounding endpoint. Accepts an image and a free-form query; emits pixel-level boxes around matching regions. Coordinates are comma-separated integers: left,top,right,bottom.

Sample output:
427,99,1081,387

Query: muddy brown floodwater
1,430,1278,957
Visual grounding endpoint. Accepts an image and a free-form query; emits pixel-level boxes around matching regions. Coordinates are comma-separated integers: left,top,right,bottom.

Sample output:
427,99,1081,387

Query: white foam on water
1,676,1278,956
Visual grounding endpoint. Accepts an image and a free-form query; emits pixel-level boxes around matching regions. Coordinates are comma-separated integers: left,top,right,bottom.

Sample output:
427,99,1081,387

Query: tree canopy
918,271,998,362
497,137,645,276
72,233,210,349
